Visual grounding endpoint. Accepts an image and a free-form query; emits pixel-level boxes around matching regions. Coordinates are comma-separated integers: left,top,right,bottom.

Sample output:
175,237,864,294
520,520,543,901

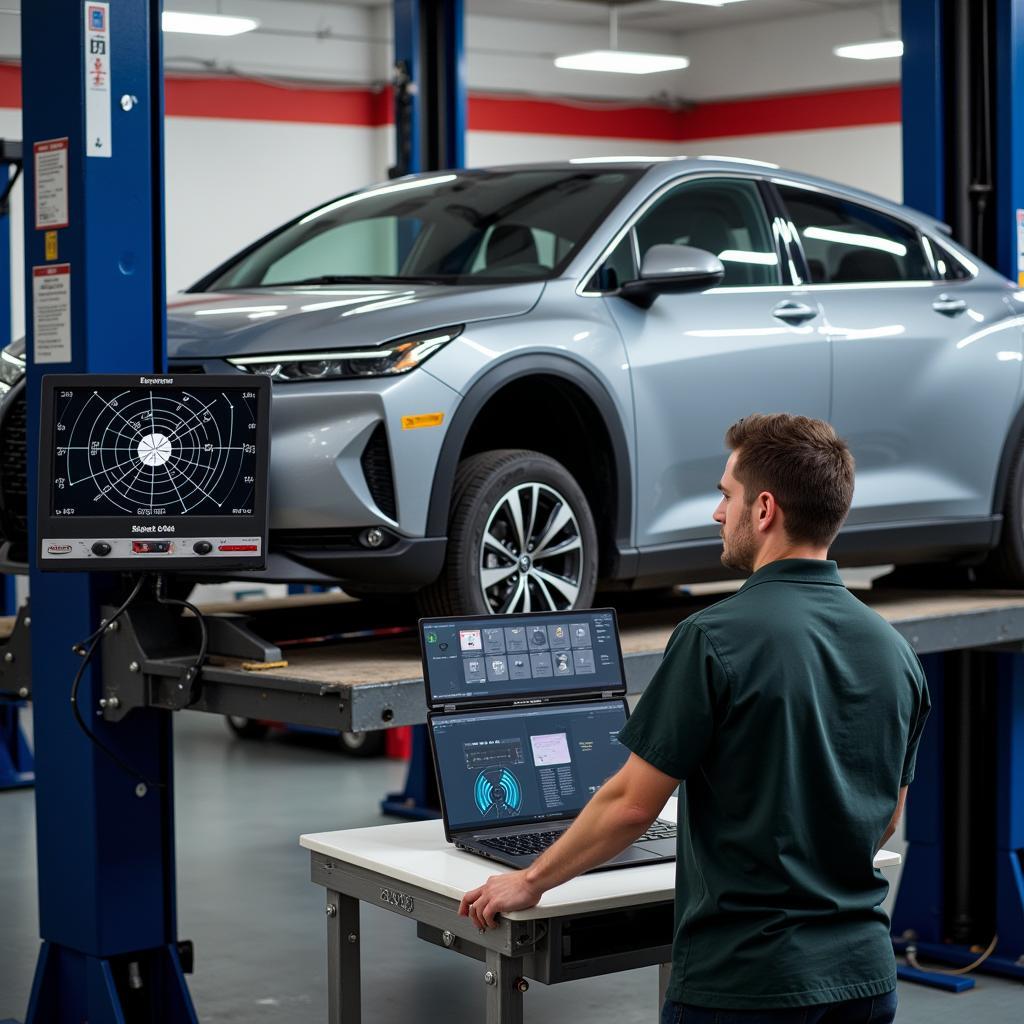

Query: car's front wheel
983,437,1024,584
419,449,598,616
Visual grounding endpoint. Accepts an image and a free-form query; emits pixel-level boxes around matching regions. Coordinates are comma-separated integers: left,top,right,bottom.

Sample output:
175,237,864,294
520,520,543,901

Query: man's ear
756,491,777,532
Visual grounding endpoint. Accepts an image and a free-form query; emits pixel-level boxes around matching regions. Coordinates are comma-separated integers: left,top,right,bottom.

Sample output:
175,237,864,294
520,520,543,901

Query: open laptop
420,608,677,872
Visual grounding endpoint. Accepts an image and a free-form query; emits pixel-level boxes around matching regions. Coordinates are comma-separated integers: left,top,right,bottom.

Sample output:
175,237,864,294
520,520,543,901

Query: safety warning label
1017,210,1024,288
34,138,69,230
33,265,72,364
84,2,111,158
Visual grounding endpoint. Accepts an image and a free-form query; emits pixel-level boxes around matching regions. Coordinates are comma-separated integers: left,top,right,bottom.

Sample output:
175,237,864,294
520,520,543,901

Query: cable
905,934,999,976
154,575,208,708
69,575,165,790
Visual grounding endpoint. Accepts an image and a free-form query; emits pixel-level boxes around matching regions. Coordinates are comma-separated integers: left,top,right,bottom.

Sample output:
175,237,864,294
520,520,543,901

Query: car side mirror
617,244,725,309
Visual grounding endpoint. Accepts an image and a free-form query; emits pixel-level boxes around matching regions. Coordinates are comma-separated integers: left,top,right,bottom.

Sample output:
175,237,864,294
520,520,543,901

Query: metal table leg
484,947,525,1024
326,891,361,1024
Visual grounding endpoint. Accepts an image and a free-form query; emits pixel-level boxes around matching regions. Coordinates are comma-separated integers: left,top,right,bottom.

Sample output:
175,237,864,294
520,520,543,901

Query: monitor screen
51,384,260,518
431,699,629,833
420,608,625,705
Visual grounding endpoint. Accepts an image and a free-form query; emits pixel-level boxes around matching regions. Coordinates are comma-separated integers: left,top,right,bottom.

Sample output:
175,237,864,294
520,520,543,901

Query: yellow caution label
402,412,444,430
45,231,58,261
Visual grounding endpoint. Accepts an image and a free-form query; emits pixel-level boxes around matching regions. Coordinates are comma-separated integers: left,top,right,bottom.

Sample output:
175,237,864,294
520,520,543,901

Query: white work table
301,799,901,1024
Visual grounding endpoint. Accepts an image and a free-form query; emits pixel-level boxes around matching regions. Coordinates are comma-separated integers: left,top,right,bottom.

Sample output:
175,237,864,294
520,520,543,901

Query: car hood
167,282,544,359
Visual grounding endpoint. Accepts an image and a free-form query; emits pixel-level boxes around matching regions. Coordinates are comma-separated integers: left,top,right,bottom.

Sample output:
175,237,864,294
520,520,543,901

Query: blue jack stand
381,724,440,820
0,698,33,789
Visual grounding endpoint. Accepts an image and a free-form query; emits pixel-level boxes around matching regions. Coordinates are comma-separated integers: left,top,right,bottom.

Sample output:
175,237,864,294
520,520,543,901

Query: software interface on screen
431,700,629,832
50,385,262,518
422,609,623,704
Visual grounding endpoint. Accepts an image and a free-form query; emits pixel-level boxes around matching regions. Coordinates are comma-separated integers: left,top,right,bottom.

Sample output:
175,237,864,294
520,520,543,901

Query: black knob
91,541,111,557
193,541,213,555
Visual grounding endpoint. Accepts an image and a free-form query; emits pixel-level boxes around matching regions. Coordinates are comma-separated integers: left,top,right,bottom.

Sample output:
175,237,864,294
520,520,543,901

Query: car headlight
227,326,462,382
0,349,25,393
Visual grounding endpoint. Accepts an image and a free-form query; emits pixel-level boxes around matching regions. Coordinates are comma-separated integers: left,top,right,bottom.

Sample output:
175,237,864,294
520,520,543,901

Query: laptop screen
430,699,630,834
420,608,625,706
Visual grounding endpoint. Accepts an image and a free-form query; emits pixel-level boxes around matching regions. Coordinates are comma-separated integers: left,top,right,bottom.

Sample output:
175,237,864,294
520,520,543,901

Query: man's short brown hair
725,413,855,547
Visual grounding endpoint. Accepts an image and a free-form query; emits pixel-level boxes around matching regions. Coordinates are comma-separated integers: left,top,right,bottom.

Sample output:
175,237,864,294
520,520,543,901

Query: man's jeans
660,989,898,1024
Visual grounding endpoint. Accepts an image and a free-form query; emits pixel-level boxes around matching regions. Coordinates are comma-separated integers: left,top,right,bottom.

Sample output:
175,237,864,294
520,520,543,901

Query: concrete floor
1,711,1021,1022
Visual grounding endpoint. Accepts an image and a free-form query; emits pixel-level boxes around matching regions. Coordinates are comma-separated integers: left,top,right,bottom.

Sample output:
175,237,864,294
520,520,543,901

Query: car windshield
200,168,642,289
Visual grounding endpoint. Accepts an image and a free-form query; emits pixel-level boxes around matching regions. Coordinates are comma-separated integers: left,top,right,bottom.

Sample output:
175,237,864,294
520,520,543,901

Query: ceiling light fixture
162,12,260,37
833,39,904,60
555,7,688,75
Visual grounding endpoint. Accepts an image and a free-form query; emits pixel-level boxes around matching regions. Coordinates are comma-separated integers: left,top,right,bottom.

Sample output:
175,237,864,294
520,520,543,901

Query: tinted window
923,235,974,281
634,177,780,287
205,169,641,289
589,230,638,291
778,184,930,284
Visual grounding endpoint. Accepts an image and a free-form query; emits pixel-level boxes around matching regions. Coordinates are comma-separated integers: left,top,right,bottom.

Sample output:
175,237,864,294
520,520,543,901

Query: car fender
424,354,637,576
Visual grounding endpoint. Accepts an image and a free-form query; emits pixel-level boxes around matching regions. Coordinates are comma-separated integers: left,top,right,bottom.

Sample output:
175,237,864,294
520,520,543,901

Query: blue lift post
21,2,197,1019
0,148,33,792
382,0,465,819
896,0,1024,986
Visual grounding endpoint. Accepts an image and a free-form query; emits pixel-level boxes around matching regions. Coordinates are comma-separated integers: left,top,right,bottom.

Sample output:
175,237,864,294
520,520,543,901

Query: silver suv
4,157,1024,614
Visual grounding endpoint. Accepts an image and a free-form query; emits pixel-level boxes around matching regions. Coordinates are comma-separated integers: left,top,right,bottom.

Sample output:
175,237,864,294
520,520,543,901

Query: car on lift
3,156,1024,615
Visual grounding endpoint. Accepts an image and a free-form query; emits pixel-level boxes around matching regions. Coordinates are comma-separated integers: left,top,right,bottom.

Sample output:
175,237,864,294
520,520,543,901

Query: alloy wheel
478,482,584,612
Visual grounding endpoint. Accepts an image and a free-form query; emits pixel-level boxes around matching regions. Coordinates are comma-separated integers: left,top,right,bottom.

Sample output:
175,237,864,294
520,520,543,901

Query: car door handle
772,301,818,323
932,295,967,316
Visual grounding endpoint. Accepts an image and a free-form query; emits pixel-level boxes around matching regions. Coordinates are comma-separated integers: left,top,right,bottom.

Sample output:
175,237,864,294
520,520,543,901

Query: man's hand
459,870,544,929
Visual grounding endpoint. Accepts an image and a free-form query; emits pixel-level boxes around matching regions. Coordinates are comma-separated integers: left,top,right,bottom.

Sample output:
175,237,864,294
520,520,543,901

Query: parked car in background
3,157,1024,614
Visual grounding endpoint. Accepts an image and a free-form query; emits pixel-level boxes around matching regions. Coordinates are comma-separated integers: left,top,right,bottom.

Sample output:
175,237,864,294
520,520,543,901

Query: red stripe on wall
166,76,392,126
468,94,681,140
0,63,899,140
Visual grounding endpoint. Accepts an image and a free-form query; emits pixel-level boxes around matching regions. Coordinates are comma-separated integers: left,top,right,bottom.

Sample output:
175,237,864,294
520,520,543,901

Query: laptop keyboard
479,820,676,858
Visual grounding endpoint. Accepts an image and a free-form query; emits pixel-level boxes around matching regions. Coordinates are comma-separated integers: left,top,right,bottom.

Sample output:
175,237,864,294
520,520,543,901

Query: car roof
459,157,953,239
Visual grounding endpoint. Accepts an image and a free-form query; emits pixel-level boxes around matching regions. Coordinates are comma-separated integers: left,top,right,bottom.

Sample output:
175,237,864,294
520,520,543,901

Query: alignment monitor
37,373,271,572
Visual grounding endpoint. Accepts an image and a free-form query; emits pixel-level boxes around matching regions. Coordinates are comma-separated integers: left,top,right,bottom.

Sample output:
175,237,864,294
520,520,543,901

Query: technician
460,413,930,1024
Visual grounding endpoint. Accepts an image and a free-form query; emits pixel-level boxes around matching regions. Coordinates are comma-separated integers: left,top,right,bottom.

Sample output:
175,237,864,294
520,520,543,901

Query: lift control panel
36,373,271,572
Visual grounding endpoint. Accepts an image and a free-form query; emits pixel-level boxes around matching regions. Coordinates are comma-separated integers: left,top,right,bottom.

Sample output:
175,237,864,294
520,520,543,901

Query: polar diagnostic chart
51,386,261,518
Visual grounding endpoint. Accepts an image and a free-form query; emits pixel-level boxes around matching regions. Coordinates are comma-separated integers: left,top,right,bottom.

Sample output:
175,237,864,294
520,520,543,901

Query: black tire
418,449,598,617
338,730,386,758
983,439,1024,585
225,716,270,740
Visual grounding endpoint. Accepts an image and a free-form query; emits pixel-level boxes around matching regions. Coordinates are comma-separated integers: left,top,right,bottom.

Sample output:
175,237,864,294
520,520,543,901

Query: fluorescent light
555,50,689,75
718,250,779,266
300,174,458,224
162,12,259,36
803,226,907,257
659,1,750,6
833,40,903,60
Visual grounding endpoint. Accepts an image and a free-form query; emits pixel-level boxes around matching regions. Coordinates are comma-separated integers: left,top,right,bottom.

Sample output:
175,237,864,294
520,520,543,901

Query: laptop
420,608,677,872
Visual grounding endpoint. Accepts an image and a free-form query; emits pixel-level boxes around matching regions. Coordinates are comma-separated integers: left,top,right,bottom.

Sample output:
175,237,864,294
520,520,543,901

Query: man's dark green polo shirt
619,559,930,1009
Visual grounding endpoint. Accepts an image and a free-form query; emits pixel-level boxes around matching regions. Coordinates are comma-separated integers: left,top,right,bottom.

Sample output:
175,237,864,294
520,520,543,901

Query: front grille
0,385,28,557
360,424,397,520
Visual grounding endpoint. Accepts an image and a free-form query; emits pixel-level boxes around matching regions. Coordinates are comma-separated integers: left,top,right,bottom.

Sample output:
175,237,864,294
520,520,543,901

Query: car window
204,169,642,289
588,230,638,291
468,225,564,273
922,235,974,281
777,184,931,284
633,177,780,288
260,217,410,284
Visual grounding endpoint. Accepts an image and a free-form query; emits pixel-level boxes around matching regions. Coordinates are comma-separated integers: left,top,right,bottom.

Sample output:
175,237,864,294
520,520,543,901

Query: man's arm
877,785,907,852
460,753,680,929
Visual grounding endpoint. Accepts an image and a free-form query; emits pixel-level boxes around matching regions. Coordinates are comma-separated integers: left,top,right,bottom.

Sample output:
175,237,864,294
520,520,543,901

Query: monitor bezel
35,373,271,572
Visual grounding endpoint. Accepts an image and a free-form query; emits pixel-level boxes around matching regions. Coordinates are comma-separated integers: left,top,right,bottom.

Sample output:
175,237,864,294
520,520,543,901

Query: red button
218,544,258,552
